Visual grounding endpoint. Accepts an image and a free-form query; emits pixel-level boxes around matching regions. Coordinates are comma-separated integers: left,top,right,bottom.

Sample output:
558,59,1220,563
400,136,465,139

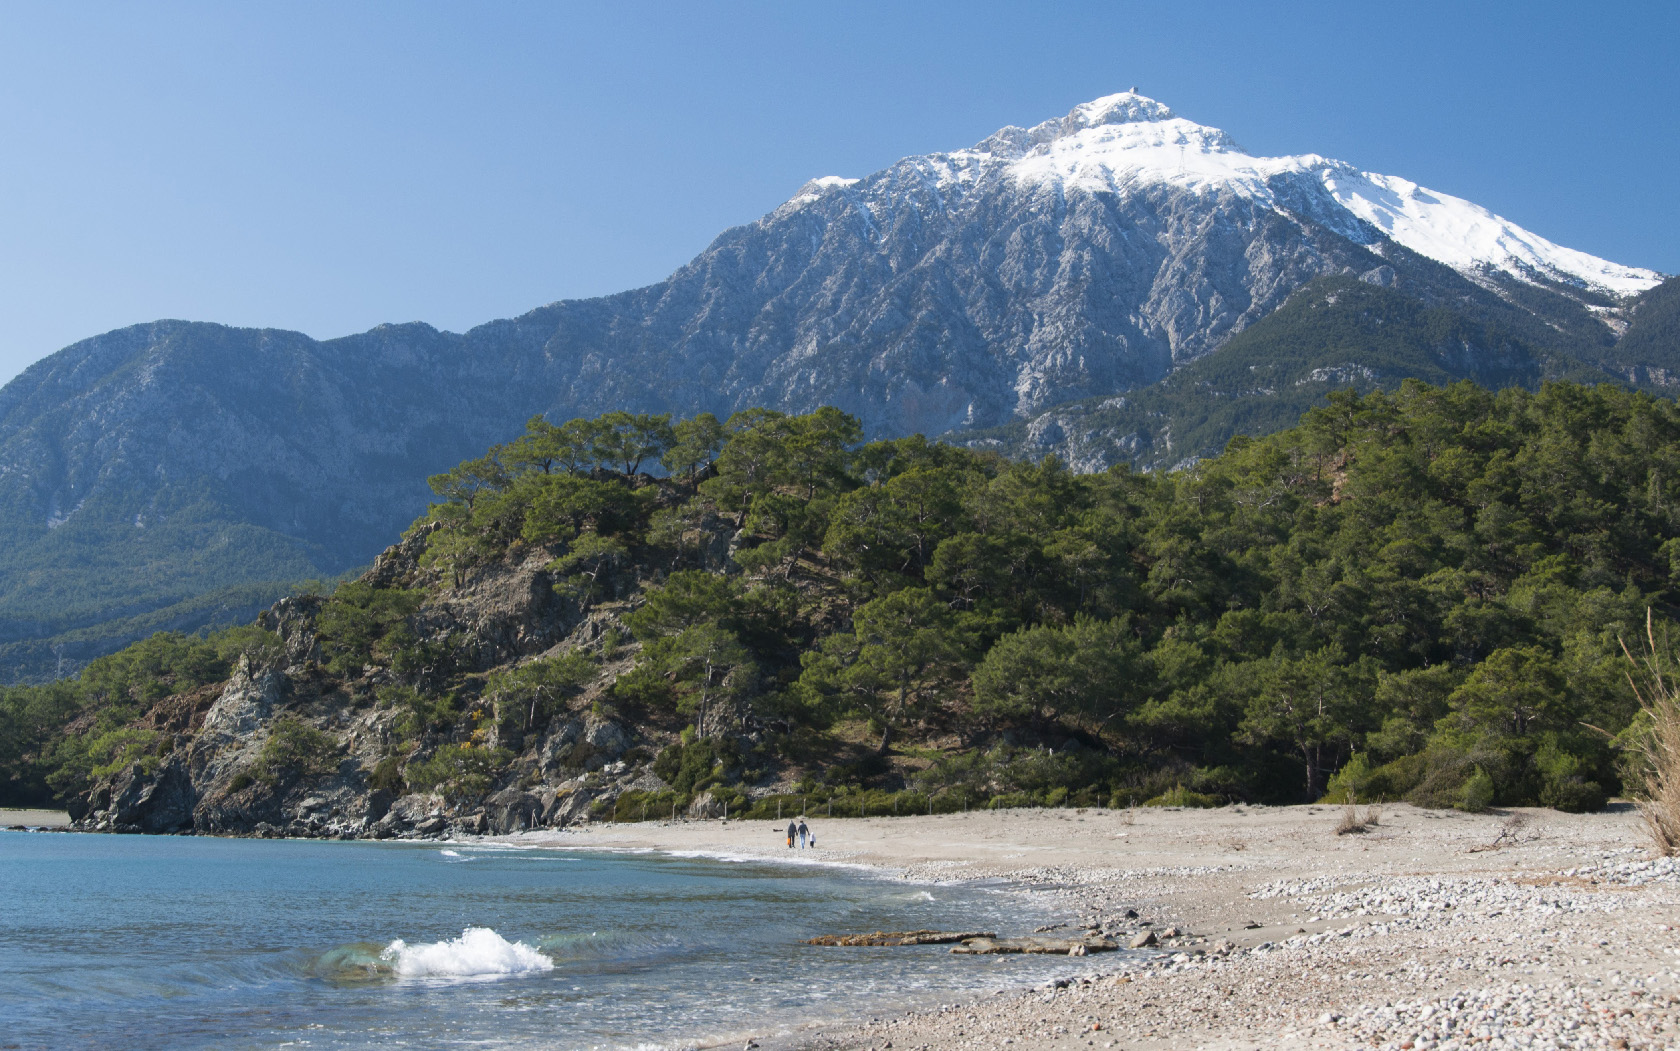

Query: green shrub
1322,753,1374,803
368,755,406,794
209,625,285,665
608,788,687,821
1325,751,1431,803
652,737,744,795
1144,784,1221,808
404,744,512,800
1540,774,1607,813
986,792,1041,810
601,627,625,659
257,717,341,783
608,663,676,711
316,583,425,677
1535,738,1607,812
378,685,458,739
1404,747,1473,809
85,728,164,779
1454,767,1496,813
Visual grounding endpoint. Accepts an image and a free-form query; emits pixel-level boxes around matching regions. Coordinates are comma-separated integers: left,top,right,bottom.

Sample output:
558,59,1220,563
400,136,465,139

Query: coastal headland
525,804,1680,1050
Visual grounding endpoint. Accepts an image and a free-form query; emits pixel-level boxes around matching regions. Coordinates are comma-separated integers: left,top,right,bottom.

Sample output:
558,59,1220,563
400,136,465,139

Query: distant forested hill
6,380,1676,829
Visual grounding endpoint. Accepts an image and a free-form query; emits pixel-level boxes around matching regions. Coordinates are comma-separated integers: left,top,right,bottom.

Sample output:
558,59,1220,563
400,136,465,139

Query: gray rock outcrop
70,541,662,840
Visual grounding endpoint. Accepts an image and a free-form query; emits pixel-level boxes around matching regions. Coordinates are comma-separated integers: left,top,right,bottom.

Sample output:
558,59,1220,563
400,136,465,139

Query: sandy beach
512,803,1680,1050
1,808,69,828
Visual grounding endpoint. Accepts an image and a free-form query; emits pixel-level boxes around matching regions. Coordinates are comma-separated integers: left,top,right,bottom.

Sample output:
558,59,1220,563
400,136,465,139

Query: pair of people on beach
784,818,813,849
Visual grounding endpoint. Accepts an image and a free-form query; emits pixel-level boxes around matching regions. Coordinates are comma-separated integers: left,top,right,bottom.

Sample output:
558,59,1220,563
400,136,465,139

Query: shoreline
490,820,1111,1051
501,804,1680,1050
19,804,1680,1047
0,807,69,828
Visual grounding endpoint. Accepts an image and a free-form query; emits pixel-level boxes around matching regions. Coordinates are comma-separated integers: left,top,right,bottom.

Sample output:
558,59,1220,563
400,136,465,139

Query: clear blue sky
1,1,1674,383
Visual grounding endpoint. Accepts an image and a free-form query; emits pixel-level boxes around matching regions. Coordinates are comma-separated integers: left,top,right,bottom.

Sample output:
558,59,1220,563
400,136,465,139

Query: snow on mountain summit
1321,170,1661,296
958,92,1662,296
1046,90,1182,137
788,175,859,206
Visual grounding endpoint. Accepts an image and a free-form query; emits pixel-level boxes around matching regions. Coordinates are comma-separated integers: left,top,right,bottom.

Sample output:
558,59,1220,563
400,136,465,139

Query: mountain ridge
0,91,1670,680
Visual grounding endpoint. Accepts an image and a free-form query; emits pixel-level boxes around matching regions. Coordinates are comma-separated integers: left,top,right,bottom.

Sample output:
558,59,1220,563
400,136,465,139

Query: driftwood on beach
803,930,1119,954
949,935,1119,955
804,930,996,946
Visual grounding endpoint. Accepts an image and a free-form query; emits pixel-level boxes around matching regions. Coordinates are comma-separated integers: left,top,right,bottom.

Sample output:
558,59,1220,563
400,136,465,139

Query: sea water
0,830,1095,1050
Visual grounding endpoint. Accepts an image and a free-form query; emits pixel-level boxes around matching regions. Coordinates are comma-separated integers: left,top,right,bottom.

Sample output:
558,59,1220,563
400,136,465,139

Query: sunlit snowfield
0,831,1091,1050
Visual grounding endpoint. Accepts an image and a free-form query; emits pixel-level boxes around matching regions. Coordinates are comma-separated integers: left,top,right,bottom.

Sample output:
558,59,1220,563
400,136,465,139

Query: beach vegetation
1619,611,1680,853
1143,785,1221,808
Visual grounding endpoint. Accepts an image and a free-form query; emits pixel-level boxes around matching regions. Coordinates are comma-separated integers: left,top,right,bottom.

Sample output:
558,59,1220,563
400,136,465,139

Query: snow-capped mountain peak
1058,90,1178,134
972,92,1229,156
787,175,859,206
957,93,1661,296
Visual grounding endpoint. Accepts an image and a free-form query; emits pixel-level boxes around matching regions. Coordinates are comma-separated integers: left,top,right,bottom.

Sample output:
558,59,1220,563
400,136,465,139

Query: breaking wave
383,927,553,979
314,928,553,983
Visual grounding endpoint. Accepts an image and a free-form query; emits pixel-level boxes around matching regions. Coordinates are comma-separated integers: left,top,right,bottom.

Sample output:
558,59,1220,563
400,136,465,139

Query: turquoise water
0,831,1092,1050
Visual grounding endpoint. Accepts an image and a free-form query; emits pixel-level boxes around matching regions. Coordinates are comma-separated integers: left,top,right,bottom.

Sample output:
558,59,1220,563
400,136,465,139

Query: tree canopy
8,379,1680,814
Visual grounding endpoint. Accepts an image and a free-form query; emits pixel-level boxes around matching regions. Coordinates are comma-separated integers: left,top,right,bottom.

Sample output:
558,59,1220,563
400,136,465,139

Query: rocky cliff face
69,518,682,839
0,93,1667,678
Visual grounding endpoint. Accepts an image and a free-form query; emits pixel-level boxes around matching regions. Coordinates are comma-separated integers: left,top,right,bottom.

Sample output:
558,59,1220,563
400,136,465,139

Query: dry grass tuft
1335,804,1365,835
1621,610,1680,856
1335,793,1380,835
1469,811,1540,853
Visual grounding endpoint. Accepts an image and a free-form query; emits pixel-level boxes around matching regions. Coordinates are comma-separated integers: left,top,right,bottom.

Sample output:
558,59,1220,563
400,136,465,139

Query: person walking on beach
786,820,797,848
797,818,809,848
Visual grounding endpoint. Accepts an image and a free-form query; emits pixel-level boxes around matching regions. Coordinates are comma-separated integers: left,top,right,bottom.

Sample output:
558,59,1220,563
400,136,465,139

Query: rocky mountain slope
970,271,1680,471
0,92,1669,678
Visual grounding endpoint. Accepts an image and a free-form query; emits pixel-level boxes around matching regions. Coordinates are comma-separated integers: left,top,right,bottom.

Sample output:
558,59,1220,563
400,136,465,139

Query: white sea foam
380,927,553,979
660,846,883,875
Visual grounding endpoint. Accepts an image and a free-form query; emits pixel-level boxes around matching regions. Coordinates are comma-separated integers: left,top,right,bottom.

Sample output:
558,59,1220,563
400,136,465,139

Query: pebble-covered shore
528,804,1680,1050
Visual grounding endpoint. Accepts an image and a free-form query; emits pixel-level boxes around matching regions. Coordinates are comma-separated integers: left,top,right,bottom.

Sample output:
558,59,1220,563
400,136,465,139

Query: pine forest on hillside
6,379,1680,823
